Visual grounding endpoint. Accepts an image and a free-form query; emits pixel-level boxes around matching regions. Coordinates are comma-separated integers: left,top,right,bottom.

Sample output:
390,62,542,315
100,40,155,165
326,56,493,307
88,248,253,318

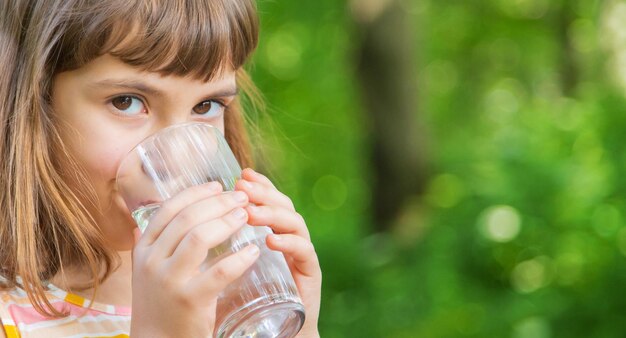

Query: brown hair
0,0,259,317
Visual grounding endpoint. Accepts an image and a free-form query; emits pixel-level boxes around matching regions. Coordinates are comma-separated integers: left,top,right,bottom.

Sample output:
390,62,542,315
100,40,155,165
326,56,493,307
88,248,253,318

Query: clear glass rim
115,121,221,185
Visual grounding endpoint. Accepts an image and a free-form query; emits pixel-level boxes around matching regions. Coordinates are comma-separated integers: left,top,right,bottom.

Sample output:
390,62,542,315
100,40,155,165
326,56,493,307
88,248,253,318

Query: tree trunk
351,0,429,233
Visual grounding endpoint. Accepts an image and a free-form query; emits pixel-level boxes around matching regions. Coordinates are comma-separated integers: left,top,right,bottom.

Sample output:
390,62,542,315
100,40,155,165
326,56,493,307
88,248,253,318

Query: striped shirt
0,282,131,338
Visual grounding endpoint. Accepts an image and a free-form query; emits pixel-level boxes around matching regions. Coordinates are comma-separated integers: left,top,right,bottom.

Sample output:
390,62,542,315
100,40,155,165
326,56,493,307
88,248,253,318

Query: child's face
51,54,238,250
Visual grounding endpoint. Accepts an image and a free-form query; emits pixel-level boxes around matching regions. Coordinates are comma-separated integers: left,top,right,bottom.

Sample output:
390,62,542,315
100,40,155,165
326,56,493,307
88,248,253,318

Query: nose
151,115,222,134
153,113,192,131
144,117,195,149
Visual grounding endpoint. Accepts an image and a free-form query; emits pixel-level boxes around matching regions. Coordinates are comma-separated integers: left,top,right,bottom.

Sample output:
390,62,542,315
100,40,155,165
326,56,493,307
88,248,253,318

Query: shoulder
0,286,26,338
0,293,6,338
0,281,131,338
0,282,69,338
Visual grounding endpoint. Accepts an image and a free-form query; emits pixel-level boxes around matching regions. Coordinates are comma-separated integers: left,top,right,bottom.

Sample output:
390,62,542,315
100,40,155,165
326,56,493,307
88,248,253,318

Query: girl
0,0,321,337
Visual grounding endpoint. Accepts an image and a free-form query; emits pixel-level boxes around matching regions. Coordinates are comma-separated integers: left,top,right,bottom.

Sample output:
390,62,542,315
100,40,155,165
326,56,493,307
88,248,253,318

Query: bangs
55,0,258,81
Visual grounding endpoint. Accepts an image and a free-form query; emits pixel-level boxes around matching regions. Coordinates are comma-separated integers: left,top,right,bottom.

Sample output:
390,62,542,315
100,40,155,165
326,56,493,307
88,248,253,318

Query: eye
110,95,146,116
193,100,226,118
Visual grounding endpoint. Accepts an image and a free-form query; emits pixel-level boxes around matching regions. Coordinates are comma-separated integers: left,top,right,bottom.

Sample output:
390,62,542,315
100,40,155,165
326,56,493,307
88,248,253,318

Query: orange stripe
3,324,20,338
64,293,85,307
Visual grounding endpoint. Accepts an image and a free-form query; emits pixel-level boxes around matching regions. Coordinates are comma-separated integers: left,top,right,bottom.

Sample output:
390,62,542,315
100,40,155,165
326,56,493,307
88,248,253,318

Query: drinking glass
116,122,305,338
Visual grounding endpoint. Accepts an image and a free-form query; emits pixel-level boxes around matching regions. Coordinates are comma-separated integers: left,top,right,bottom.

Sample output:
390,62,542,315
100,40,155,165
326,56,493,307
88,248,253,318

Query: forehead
69,54,236,89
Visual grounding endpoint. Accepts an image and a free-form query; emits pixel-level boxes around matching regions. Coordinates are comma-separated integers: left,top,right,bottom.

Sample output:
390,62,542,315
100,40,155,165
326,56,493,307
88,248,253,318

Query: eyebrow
89,79,239,98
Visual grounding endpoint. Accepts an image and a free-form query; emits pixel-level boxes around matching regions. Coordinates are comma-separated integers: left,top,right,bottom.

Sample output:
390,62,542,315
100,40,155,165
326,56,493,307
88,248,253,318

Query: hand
130,182,259,338
235,168,322,338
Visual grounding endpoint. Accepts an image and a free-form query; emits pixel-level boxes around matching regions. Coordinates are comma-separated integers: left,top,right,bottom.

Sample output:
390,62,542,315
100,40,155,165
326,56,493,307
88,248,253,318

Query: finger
166,208,249,276
234,178,295,211
152,191,249,257
133,227,142,246
187,244,260,303
138,181,223,246
245,205,310,239
241,168,276,189
131,227,142,262
266,234,320,278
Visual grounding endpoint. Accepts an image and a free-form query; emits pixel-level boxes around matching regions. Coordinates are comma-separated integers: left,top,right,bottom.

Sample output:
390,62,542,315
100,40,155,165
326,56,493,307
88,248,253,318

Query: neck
50,250,133,308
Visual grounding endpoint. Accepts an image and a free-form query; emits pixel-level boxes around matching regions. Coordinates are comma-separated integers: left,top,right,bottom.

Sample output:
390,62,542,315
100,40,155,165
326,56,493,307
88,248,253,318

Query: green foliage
252,0,626,337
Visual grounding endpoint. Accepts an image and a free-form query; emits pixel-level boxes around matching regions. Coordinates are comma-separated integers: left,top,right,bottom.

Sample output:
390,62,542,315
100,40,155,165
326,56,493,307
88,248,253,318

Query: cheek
84,145,128,181
61,125,145,200
209,118,225,135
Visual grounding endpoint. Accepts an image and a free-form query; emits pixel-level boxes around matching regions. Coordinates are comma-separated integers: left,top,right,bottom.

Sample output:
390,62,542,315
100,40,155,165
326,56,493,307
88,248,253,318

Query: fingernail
250,169,262,177
246,244,260,256
248,205,260,214
233,191,248,203
240,180,253,189
208,182,222,191
231,208,247,219
271,234,282,241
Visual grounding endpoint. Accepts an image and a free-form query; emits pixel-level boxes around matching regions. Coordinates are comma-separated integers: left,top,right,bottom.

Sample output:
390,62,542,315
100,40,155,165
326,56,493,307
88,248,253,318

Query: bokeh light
511,256,552,294
312,175,348,211
513,317,552,338
478,205,522,243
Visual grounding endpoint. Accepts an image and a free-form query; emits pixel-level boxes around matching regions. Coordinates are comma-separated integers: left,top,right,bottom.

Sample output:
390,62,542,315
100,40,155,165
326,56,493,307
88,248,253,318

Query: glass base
216,298,305,338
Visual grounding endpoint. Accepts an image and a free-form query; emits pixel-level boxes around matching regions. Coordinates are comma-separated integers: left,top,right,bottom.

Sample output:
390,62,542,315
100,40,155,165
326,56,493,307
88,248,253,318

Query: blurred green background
248,0,626,337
